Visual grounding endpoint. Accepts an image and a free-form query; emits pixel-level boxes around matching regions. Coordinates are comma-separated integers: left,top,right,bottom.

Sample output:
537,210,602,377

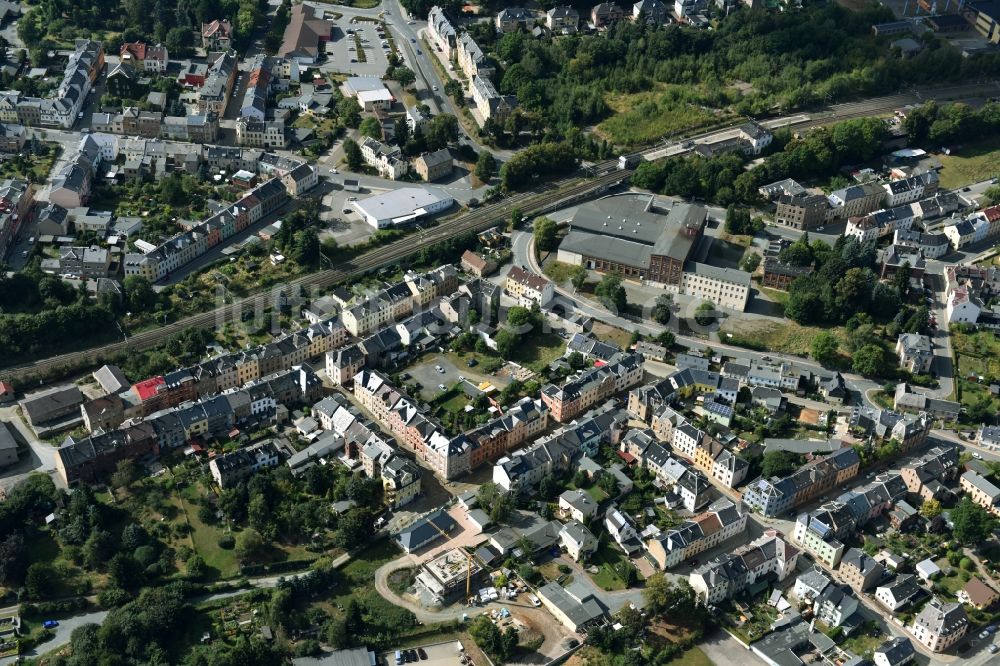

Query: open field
510,332,566,373
590,322,633,349
937,136,1000,189
596,85,727,147
721,319,850,361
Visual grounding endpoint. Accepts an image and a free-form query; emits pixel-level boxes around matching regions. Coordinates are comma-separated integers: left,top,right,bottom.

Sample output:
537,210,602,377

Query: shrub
218,534,236,549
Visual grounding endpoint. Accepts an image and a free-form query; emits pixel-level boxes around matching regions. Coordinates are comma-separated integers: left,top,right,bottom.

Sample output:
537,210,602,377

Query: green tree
390,66,415,86
570,265,588,290
475,150,497,182
920,498,942,519
533,216,558,252
761,450,804,478
741,253,761,273
596,274,627,312
852,344,889,378
495,328,517,359
811,331,840,366
694,301,716,327
652,293,672,325
124,275,157,314
343,138,363,171
444,79,464,101
235,528,265,562
359,116,381,138
24,562,56,599
951,496,996,544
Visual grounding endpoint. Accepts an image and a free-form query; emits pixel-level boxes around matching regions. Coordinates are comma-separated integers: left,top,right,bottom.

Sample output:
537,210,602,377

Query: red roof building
133,376,165,402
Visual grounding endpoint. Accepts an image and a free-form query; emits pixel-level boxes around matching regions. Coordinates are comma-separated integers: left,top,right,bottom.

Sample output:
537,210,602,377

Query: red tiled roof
120,42,147,60
133,376,165,401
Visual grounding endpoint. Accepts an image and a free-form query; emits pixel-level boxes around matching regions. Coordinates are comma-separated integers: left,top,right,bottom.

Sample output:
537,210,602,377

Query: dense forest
441,3,1000,147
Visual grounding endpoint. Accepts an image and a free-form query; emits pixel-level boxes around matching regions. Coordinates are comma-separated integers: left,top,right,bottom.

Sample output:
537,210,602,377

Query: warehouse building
351,187,454,229
556,198,706,286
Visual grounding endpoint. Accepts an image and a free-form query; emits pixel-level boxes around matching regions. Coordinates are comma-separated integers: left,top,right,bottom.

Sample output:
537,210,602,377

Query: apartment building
742,447,860,517
839,547,886,592
646,498,746,569
680,263,752,311
540,353,644,422
505,266,554,307
775,192,829,230
960,470,1000,516
689,530,800,604
210,441,281,489
909,598,968,653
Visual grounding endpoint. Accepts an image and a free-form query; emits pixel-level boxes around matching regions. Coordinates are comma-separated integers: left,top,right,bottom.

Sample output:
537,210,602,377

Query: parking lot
321,17,392,78
407,357,466,402
381,641,467,666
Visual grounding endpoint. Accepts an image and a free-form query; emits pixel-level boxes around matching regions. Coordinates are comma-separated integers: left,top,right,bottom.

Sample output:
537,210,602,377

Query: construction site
415,548,484,602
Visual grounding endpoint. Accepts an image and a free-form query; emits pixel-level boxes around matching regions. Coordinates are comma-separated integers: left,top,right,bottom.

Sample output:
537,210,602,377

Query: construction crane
429,518,475,603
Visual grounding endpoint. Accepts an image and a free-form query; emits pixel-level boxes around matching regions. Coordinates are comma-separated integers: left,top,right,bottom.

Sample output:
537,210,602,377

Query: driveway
0,406,62,493
0,608,109,666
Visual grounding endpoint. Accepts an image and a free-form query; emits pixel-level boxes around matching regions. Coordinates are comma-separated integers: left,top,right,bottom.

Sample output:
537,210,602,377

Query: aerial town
4,0,1000,665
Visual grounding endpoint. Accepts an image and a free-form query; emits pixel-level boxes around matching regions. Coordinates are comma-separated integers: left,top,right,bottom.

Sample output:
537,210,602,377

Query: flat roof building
351,187,453,229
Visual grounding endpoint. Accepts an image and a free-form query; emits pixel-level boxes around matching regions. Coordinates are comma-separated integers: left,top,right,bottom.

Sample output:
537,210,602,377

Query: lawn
588,541,635,591
951,326,1000,419
727,602,779,644
510,331,566,373
758,287,790,306
585,485,610,503
597,85,727,147
839,621,885,659
937,136,1000,190
177,482,239,578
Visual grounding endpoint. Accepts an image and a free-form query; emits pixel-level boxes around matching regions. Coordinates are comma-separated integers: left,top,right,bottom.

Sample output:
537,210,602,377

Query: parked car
417,647,427,660
467,358,478,367
43,620,59,629
438,383,447,391
435,365,444,373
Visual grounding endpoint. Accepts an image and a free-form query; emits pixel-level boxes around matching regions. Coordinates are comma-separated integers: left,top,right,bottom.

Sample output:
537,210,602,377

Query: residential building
428,6,458,58
0,178,32,258
361,137,408,180
875,574,921,612
456,33,494,80
839,547,885,592
20,385,85,427
209,441,280,488
899,445,958,501
711,449,749,489
202,20,232,50
633,0,668,23
591,2,625,27
471,75,517,124
381,455,421,508
414,149,453,182
960,470,1000,516
559,488,598,522
688,530,800,604
496,7,533,32
742,447,861,517
559,520,597,561
646,498,746,569
605,504,640,554
505,266,554,307
873,637,915,666
896,333,933,374
547,6,580,31
774,192,828,230
893,227,950,259
460,250,496,277
909,598,968,653
958,577,999,610
814,585,859,629
828,183,887,220
325,344,366,386
540,353,643,422
883,172,939,207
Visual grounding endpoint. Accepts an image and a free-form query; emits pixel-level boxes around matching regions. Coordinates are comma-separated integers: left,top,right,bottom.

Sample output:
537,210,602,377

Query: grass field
591,322,633,349
597,86,724,147
721,319,850,361
177,482,239,578
511,331,566,373
938,136,1000,190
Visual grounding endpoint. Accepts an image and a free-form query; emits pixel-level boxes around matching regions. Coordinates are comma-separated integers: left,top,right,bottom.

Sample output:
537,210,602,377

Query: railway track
7,80,995,384
0,169,630,384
